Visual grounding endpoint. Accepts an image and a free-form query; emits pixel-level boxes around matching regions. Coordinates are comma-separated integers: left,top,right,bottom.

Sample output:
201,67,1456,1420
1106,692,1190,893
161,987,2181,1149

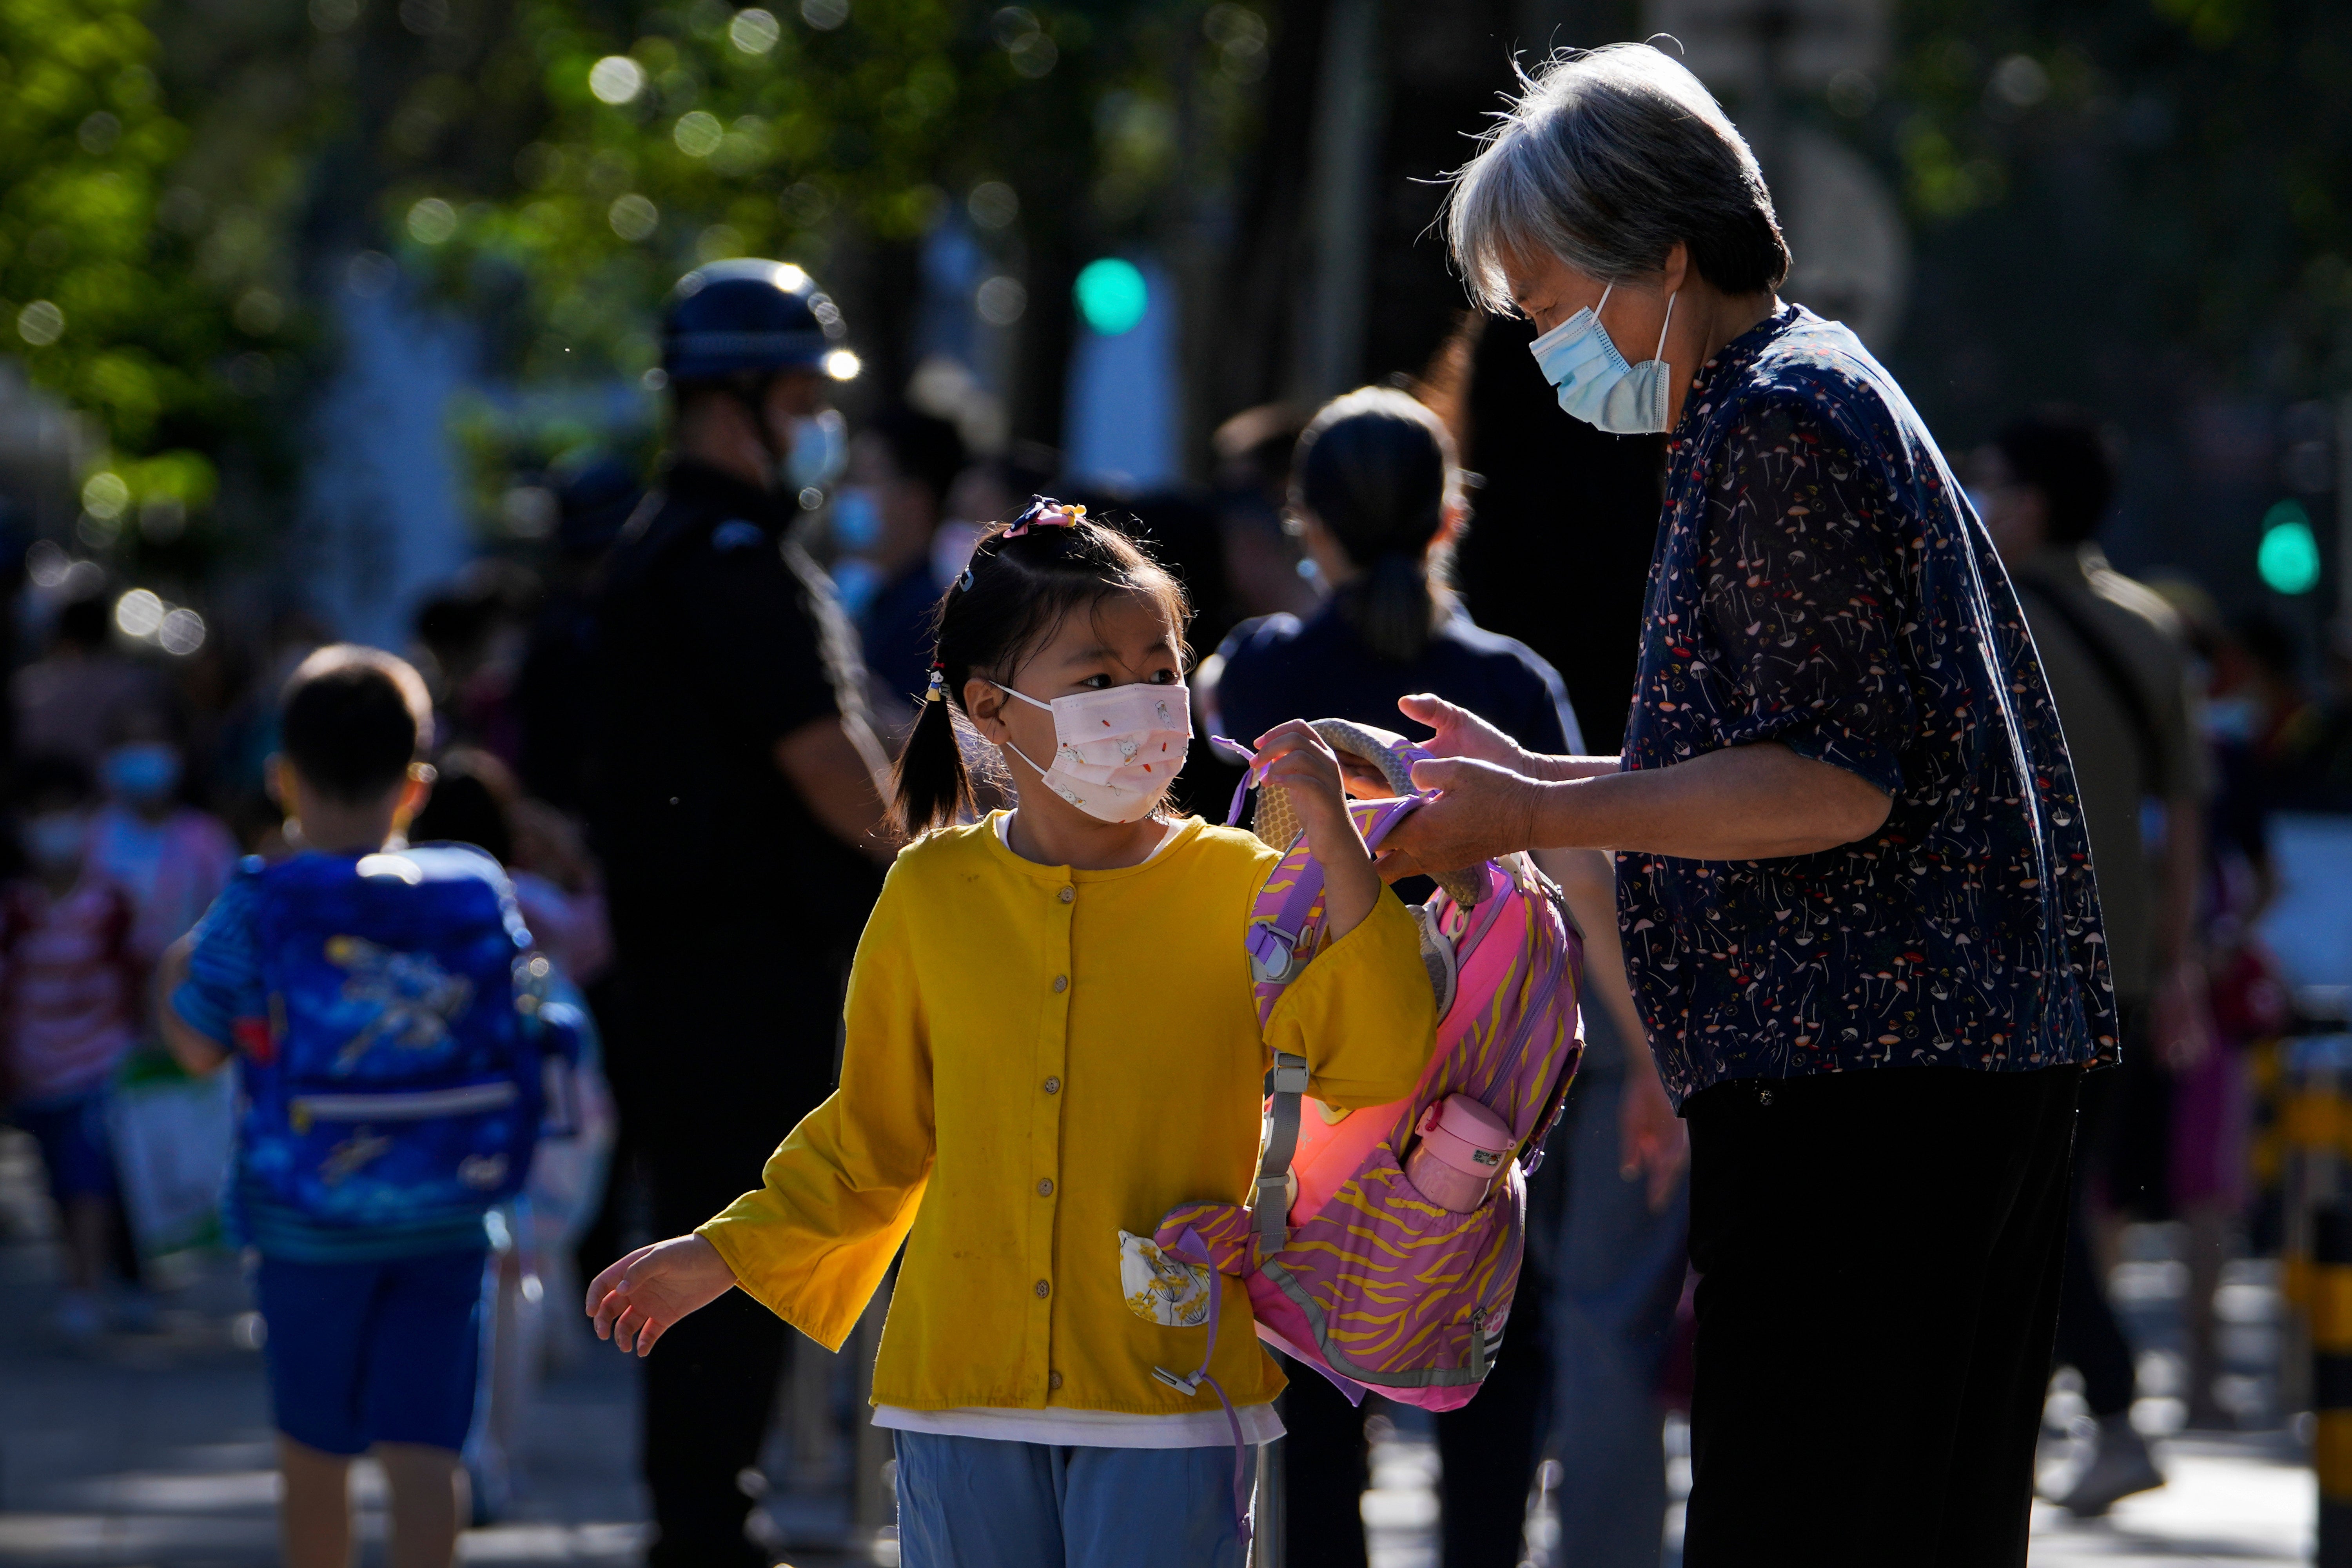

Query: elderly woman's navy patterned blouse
1617,305,2114,1107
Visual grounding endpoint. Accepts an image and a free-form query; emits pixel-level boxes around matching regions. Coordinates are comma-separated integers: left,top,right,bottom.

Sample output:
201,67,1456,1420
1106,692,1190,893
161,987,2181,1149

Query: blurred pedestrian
585,259,894,1568
1402,45,2112,1568
1975,407,2208,1510
516,454,643,815
89,708,240,964
161,645,568,1568
1203,386,1684,1567
841,406,967,728
12,594,163,771
1209,404,1317,624
408,750,617,1517
1,753,145,1342
584,502,1436,1567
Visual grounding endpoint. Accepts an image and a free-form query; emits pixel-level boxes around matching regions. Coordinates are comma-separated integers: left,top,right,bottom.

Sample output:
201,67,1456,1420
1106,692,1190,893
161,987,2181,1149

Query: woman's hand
1618,1062,1689,1211
1398,693,1542,773
1253,721,1379,943
586,1234,739,1356
1375,756,1550,884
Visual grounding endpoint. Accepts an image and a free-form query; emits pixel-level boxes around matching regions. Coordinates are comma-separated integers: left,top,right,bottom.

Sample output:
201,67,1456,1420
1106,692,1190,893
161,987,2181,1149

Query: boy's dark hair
1294,387,1460,664
279,645,435,804
407,757,514,866
1995,407,2117,549
15,752,95,812
891,502,1188,837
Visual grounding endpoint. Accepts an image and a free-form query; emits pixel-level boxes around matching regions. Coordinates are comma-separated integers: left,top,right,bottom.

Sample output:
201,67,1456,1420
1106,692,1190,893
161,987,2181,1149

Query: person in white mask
583,499,1441,1568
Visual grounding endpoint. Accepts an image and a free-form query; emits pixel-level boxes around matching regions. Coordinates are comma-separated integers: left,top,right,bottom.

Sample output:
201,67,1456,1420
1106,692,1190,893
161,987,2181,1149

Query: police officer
587,260,891,1568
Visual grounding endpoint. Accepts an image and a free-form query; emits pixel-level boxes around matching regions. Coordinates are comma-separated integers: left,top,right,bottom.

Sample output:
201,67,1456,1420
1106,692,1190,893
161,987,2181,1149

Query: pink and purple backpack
1143,719,1583,1521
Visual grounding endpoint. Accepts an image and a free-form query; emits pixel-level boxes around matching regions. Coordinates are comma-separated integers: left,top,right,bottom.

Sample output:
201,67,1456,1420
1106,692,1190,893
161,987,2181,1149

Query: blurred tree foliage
2,0,1274,560
0,0,249,525
1882,0,2352,396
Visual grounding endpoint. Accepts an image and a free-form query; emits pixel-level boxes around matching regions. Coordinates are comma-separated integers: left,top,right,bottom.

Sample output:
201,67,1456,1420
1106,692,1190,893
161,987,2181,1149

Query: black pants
2053,1063,2137,1417
607,909,848,1568
1681,1064,2082,1568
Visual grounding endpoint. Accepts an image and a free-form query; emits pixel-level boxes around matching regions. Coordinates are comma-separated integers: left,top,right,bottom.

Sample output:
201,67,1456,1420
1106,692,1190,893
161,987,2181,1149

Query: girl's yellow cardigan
698,812,1437,1416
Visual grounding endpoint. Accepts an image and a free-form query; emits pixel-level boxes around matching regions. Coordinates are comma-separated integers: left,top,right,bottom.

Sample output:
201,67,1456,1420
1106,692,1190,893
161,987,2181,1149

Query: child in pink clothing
1,755,145,1339
89,713,241,964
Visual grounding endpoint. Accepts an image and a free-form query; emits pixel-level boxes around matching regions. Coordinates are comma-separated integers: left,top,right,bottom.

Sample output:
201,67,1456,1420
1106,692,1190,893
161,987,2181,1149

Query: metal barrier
2288,1025,2352,1563
2319,1201,2352,1565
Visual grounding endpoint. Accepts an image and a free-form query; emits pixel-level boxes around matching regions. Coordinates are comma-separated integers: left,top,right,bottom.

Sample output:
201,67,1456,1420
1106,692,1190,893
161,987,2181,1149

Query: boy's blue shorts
12,1089,119,1202
254,1247,488,1455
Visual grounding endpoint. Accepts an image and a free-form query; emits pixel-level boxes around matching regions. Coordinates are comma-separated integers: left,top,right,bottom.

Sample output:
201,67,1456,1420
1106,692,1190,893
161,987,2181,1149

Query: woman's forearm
1530,742,1891,859
1527,754,1624,784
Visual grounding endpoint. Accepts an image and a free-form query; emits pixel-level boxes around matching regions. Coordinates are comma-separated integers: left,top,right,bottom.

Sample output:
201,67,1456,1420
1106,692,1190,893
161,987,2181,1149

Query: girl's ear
964,677,1011,744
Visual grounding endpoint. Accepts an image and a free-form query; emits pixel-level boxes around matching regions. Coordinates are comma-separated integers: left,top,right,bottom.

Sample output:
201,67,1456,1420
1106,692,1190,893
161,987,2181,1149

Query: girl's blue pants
893,1430,1249,1567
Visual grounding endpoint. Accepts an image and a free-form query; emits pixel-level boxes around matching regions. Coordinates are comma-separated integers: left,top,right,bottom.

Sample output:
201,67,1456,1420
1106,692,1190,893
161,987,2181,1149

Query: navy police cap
661,259,851,383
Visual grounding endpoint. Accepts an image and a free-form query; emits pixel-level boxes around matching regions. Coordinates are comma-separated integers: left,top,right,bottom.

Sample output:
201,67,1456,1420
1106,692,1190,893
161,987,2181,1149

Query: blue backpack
237,845,575,1229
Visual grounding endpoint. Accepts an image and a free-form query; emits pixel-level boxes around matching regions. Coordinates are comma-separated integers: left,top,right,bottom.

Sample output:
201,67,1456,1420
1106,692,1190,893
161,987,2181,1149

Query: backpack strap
1254,1051,1312,1248
1244,795,1422,1249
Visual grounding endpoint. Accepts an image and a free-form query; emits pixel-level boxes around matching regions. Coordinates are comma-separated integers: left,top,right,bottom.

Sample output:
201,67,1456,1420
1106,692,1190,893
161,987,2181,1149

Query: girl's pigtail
890,663,973,837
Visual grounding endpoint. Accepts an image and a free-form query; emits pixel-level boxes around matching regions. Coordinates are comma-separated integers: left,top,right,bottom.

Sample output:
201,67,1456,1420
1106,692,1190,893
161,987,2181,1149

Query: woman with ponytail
1203,386,1582,762
584,501,1439,1566
1204,387,1676,1568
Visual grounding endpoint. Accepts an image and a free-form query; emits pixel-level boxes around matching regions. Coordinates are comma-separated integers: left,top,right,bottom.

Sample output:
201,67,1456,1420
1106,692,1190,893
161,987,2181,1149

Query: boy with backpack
160,646,572,1568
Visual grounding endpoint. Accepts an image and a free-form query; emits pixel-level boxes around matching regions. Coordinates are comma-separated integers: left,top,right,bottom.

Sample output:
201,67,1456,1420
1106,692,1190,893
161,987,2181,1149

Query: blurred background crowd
0,0,2345,1564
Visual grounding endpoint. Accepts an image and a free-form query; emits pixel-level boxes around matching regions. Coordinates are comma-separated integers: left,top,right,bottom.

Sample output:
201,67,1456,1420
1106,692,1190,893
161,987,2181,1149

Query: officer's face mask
786,410,847,493
992,679,1192,823
1528,283,1678,435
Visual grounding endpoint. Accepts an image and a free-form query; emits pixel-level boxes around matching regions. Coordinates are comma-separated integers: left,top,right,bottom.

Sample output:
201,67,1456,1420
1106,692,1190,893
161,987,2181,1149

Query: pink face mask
995,680,1193,822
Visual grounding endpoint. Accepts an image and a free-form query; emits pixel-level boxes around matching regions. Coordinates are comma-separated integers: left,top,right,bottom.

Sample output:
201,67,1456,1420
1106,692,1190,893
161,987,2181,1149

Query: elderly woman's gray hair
1445,43,1791,314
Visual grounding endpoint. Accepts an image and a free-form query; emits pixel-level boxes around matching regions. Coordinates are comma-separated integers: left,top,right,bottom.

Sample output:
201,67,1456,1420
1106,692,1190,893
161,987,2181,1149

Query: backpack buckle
1252,1177,1290,1247
1267,1052,1310,1096
1246,922,1297,984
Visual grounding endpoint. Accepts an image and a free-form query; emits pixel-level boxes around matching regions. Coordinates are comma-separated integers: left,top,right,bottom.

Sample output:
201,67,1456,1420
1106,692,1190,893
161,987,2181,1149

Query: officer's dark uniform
585,263,882,1568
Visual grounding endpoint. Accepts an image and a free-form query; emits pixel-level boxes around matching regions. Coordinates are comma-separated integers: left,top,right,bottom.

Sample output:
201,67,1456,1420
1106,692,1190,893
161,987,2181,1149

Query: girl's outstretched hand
586,1234,738,1356
1253,720,1379,944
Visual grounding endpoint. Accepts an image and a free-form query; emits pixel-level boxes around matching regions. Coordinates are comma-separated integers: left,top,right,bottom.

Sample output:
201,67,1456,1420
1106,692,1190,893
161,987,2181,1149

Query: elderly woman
1374,45,2113,1568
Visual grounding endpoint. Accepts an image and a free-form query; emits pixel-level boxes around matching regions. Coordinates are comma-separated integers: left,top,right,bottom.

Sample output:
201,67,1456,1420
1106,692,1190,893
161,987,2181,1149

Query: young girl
587,502,1436,1564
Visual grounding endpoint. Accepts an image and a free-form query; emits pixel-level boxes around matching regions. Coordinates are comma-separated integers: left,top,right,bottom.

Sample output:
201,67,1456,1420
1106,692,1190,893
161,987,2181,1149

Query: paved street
0,1128,2317,1568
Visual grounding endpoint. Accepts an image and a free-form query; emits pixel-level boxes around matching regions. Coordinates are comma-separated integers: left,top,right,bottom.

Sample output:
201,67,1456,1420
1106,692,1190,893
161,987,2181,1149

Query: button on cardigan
698,813,1438,1416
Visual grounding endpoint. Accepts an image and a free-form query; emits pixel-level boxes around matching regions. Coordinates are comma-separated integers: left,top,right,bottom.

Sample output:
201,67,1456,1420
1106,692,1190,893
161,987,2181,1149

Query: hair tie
925,663,946,703
956,565,974,592
1001,497,1085,539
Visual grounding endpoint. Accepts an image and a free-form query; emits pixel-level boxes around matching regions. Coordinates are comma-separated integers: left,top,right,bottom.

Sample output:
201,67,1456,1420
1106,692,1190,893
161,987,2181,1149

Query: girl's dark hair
891,502,1189,837
1293,387,1460,664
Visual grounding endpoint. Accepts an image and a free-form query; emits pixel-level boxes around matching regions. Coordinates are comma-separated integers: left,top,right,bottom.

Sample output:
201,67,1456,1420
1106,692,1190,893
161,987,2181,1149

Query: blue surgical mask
831,486,882,553
101,742,181,805
1528,285,1677,435
786,410,847,492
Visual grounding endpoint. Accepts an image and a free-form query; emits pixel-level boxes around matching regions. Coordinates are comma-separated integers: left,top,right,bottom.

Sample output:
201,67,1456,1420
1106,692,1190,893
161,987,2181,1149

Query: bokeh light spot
1074,258,1147,336
2259,501,2321,595
729,7,780,53
17,300,64,347
588,55,647,104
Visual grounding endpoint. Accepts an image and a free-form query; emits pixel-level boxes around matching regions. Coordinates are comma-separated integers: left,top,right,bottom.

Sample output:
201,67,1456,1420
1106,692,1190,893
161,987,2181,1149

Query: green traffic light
1074,258,1148,336
2257,499,2320,595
